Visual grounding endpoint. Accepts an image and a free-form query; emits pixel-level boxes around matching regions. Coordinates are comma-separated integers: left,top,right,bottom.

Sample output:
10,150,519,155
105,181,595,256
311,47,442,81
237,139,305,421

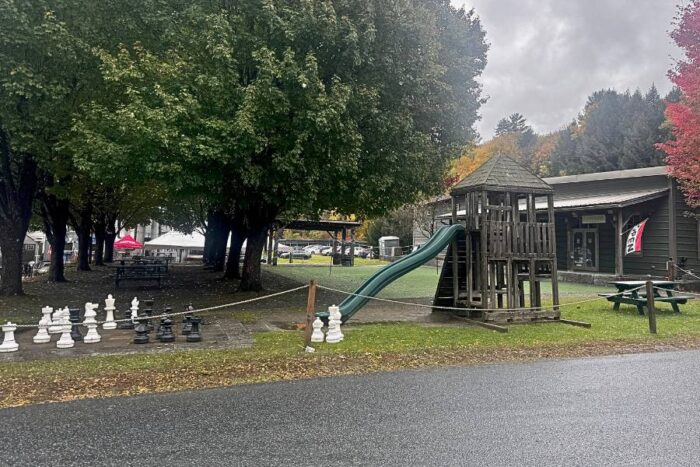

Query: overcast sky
455,0,682,140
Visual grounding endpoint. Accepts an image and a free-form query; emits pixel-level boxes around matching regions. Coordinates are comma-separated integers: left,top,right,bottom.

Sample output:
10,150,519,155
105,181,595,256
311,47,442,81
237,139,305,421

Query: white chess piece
325,306,342,344
49,306,63,334
103,294,117,330
56,311,74,349
83,302,101,343
41,306,54,331
329,305,344,341
310,317,325,343
33,315,51,344
0,322,19,352
130,297,139,323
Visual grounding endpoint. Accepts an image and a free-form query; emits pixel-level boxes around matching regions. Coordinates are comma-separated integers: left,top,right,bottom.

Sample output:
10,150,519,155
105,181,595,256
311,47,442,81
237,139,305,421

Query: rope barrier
672,263,700,281
8,284,310,329
315,284,640,313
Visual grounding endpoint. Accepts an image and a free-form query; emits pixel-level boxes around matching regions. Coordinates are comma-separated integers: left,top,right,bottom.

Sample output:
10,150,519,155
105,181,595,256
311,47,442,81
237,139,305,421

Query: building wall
622,197,669,275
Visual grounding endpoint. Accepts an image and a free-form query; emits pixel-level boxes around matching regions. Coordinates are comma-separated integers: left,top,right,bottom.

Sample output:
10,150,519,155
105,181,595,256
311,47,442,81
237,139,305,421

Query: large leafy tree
70,0,488,290
660,1,700,206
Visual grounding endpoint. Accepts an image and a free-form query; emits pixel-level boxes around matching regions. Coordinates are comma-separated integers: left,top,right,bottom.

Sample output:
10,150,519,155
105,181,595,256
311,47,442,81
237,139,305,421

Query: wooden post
548,195,560,311
615,208,624,277
350,229,355,266
645,280,657,334
304,280,317,346
451,197,459,306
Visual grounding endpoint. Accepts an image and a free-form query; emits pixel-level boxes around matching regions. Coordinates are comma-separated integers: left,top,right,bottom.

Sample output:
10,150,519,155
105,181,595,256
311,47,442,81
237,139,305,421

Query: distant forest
453,85,677,179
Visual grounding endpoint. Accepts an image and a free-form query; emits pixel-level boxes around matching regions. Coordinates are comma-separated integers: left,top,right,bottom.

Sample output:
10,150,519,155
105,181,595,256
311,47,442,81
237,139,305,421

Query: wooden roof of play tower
451,154,553,195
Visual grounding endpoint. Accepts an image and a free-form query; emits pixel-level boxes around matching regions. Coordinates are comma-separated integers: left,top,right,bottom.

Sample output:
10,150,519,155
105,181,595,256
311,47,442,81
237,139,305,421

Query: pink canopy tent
114,234,144,250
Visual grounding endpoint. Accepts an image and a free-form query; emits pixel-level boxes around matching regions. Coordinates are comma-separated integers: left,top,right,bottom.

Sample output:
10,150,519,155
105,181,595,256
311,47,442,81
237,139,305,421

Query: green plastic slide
317,224,466,322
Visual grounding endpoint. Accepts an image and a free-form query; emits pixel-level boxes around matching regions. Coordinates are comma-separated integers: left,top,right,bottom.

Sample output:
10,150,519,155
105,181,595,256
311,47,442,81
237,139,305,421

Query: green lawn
266,263,609,300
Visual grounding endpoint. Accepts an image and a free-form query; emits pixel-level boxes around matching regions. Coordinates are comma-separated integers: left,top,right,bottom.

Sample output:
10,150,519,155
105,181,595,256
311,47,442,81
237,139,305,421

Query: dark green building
415,165,697,283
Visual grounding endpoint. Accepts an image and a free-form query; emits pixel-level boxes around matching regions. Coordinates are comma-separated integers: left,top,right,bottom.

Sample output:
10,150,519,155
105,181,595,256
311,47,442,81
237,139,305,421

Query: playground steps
433,232,469,310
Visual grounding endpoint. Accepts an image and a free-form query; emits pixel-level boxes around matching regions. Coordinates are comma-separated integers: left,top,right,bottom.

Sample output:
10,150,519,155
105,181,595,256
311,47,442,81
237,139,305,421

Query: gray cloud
455,0,681,140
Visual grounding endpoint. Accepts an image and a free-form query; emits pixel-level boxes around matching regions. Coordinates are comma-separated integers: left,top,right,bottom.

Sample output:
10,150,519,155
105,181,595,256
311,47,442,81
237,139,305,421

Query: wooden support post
480,191,489,311
646,280,657,334
304,280,317,346
341,226,347,265
350,229,355,266
452,197,459,306
272,228,281,266
266,227,274,265
615,208,624,277
548,195,560,311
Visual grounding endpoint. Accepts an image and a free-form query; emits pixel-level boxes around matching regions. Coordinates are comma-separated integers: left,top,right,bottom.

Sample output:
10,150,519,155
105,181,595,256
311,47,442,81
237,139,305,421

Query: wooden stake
304,280,317,346
646,280,657,334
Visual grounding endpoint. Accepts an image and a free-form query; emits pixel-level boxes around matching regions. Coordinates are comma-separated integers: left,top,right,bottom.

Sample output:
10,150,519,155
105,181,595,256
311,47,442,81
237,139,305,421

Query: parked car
303,244,326,255
320,246,333,256
279,249,311,260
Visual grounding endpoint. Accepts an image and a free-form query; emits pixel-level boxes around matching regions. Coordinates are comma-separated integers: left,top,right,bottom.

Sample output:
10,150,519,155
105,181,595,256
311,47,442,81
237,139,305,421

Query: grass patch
2,296,700,408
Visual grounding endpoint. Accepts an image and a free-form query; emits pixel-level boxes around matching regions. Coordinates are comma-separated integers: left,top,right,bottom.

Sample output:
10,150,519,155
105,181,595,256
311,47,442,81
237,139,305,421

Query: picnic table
114,263,168,288
599,280,693,315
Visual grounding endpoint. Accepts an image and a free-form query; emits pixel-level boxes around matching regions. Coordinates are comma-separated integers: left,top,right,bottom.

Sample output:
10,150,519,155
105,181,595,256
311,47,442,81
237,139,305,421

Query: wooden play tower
434,155,560,323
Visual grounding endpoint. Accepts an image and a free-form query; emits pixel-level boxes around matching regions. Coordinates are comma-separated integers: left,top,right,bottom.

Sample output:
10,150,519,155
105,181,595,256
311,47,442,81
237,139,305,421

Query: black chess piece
182,314,193,335
156,317,166,340
133,317,149,344
68,308,83,341
144,299,155,309
118,307,134,330
144,308,154,331
159,318,175,343
186,317,202,342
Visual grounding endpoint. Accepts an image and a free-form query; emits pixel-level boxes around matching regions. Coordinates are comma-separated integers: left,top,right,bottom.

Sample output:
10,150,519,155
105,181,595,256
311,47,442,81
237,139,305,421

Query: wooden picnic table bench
115,264,168,288
598,280,693,315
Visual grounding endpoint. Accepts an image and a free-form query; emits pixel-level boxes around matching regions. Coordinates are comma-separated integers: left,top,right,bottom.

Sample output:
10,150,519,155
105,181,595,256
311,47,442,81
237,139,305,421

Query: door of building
572,228,598,271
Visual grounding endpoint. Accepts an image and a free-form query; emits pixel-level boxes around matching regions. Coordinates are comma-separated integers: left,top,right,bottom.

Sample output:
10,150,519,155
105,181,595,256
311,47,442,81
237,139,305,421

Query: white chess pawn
330,305,344,341
83,302,101,343
103,294,117,330
310,317,325,343
41,306,54,330
56,312,74,349
49,306,63,334
325,306,342,344
33,315,51,344
0,322,19,352
130,297,139,323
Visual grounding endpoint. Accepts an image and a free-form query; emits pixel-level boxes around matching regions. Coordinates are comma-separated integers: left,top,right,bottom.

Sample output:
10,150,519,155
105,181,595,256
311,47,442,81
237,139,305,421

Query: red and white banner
625,219,648,255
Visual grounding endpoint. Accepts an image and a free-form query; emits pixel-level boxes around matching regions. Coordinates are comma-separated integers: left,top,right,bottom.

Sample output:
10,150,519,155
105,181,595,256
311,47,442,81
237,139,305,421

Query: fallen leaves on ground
3,337,700,408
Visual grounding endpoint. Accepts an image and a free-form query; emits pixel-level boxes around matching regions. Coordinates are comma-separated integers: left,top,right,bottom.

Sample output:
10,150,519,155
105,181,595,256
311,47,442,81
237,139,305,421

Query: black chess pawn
156,317,166,340
68,308,83,341
144,299,155,309
182,314,193,335
133,317,150,344
159,318,175,343
186,317,202,342
144,308,154,331
118,308,134,330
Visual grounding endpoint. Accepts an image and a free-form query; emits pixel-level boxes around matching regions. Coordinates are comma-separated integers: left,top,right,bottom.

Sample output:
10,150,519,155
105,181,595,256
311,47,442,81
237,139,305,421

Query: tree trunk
73,201,93,272
104,232,116,263
224,222,246,280
40,194,70,283
0,224,26,296
239,225,267,291
0,127,36,296
203,210,228,271
93,222,105,266
104,211,117,263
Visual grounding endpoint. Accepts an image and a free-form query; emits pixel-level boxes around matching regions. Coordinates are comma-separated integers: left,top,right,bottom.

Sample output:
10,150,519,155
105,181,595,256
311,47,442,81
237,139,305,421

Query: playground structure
323,155,561,325
435,155,560,323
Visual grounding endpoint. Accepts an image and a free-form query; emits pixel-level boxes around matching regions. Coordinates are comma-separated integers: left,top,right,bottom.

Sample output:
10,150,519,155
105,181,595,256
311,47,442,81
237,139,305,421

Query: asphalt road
2,350,700,466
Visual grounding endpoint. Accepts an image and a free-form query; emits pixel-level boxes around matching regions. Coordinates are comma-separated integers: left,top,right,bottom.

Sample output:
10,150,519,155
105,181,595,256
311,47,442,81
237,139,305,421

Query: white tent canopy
145,231,206,249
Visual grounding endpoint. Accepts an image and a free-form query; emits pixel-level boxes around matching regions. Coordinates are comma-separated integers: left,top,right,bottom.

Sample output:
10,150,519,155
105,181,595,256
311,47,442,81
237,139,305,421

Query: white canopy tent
145,231,241,263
